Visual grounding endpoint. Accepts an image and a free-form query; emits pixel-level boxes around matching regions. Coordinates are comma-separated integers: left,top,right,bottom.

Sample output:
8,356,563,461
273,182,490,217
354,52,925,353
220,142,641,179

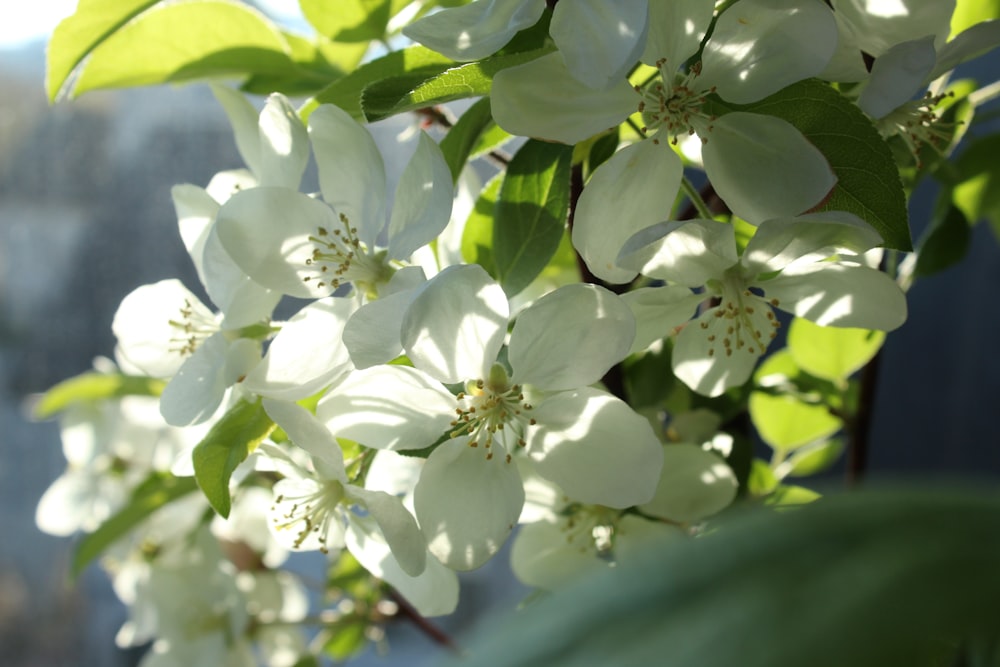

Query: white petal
268,478,345,552
639,444,738,523
262,399,347,482
402,0,545,62
344,514,459,617
701,0,837,104
343,268,427,369
257,93,308,189
509,284,635,391
401,264,508,383
621,286,703,354
159,333,232,426
932,20,1000,80
702,112,836,224
308,104,387,250
740,211,883,276
387,132,454,260
618,218,738,285
672,306,770,397
572,140,682,284
550,0,648,89
203,224,281,330
491,52,637,145
346,487,426,576
36,468,125,536
762,263,907,331
211,85,262,178
413,438,525,570
244,297,356,401
510,517,604,589
527,388,663,508
317,365,456,451
858,36,937,119
642,0,715,69
172,183,218,286
216,187,343,299
830,0,955,57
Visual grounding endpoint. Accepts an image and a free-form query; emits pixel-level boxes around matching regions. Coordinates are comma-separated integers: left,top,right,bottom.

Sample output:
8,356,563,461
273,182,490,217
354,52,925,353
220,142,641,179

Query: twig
387,588,460,653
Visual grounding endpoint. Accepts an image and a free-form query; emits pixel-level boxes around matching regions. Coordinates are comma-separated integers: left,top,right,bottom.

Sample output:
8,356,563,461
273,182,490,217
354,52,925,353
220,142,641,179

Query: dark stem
416,106,510,168
388,588,460,653
846,350,883,485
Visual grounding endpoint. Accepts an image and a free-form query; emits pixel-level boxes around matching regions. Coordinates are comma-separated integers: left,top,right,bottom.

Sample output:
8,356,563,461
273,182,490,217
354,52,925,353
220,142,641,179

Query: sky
0,0,305,48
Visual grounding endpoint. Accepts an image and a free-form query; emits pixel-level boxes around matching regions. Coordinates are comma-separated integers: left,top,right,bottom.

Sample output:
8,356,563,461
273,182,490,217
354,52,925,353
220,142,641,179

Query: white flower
403,0,649,89
318,264,664,570
618,212,908,396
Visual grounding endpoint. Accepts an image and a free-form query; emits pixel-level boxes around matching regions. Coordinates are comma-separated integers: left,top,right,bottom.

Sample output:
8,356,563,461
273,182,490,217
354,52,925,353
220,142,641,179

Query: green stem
681,176,714,219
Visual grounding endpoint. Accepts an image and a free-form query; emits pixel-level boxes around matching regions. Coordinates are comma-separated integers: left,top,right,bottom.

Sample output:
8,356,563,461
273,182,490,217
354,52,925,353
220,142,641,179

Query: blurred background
2,2,999,666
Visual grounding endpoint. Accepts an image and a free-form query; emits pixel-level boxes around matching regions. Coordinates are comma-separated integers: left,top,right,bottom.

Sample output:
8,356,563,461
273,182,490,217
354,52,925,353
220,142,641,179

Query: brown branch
387,588,460,654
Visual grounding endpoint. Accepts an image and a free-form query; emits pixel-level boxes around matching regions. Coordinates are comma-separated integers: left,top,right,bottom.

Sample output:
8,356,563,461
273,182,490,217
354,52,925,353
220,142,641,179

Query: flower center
560,504,622,556
302,212,388,293
449,364,535,464
874,91,956,167
701,270,781,359
636,59,717,144
167,298,218,357
272,480,345,553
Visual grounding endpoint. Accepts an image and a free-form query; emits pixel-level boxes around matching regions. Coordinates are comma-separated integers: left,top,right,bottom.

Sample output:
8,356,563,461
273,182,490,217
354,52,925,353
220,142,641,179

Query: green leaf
34,373,165,420
192,399,275,518
439,97,496,182
46,0,161,101
71,473,198,578
461,173,503,277
623,343,676,410
69,1,293,98
953,133,1000,240
493,140,573,296
951,0,1000,36
749,390,842,451
300,0,391,41
784,438,845,478
712,80,911,250
787,318,885,383
452,488,1000,667
361,45,555,122
747,458,778,497
323,618,369,661
763,484,821,507
305,45,455,120
915,202,972,277
240,32,368,97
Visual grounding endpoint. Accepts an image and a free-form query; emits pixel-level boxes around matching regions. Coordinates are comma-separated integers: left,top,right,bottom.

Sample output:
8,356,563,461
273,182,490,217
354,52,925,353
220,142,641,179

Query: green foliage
71,473,198,578
623,343,676,410
783,439,845,477
192,399,275,518
713,80,912,250
439,97,496,182
952,0,1000,36
239,33,368,96
952,133,1000,241
461,173,503,276
493,140,574,296
786,318,884,383
300,0,392,42
749,390,841,451
451,488,1000,667
33,372,165,419
915,203,972,277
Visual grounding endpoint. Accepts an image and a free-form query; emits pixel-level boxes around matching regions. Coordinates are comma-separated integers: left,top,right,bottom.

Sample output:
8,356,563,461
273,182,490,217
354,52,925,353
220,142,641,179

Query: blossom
618,212,908,396
318,264,664,570
403,0,649,89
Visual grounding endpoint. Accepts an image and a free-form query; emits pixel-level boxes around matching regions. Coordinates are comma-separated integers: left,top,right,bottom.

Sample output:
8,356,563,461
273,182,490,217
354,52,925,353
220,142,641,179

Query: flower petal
413,438,525,570
857,36,937,119
268,477,345,552
211,84,262,178
573,140,682,284
159,333,234,426
550,0,648,89
639,444,738,523
702,112,836,224
172,183,218,287
244,297,356,401
402,0,545,62
509,284,635,391
491,52,637,145
621,286,703,354
510,517,604,589
700,0,837,104
343,267,427,369
308,104,387,250
762,263,908,330
830,0,954,57
203,224,282,330
317,365,456,451
932,19,1000,80
387,132,454,261
257,93,309,189
642,0,714,68
401,264,508,383
672,306,770,397
262,399,346,482
346,487,426,576
619,218,739,285
527,388,663,508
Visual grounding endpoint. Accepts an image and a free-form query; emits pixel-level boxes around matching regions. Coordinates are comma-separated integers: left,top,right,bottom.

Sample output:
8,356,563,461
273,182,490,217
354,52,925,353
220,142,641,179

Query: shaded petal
527,388,663,508
402,0,545,62
701,0,836,104
642,0,714,68
620,218,739,286
491,52,637,145
257,93,309,189
621,286,703,354
741,211,883,276
413,438,525,570
550,0,648,89
244,297,356,401
308,104,387,249
932,20,1000,80
317,365,456,451
509,284,635,391
346,487,426,576
387,132,454,260
159,333,233,426
203,224,281,330
762,263,907,330
702,112,836,224
216,187,343,299
639,444,738,523
672,306,770,397
343,267,427,369
510,517,604,589
172,183,218,287
573,140,682,284
401,264,508,383
345,514,459,617
830,0,954,57
212,85,262,178
858,36,936,119
262,399,346,482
